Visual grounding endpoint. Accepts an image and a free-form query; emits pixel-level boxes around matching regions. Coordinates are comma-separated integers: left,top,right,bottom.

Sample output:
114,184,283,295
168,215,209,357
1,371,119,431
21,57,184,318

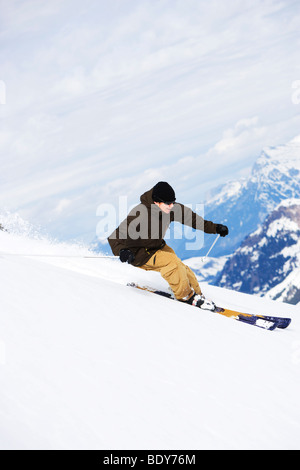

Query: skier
108,182,228,309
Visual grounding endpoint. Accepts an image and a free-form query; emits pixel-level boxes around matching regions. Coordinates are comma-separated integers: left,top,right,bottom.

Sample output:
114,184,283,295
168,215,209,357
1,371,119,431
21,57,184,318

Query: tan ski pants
139,244,201,300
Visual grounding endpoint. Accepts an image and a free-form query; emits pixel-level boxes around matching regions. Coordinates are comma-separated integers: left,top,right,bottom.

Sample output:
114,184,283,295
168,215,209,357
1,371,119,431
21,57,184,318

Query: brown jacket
108,188,217,267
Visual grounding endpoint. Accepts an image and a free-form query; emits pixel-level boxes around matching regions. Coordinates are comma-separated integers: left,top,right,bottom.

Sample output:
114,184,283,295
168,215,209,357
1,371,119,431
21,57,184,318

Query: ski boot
186,293,216,311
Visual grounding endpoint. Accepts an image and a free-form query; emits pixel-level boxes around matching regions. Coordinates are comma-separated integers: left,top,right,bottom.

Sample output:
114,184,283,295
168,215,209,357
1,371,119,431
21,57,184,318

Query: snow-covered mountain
184,255,228,284
216,199,300,305
171,135,300,259
0,214,299,450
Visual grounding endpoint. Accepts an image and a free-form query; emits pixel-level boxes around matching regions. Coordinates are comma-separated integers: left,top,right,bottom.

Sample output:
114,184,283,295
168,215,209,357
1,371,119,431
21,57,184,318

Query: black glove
119,248,135,264
216,224,229,237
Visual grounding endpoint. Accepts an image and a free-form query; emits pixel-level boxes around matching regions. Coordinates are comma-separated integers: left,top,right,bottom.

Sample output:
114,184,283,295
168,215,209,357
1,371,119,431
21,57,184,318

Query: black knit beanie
152,182,176,204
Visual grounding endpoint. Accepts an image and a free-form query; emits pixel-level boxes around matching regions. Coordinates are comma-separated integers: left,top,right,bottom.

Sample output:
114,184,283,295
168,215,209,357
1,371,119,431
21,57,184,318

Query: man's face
155,202,174,214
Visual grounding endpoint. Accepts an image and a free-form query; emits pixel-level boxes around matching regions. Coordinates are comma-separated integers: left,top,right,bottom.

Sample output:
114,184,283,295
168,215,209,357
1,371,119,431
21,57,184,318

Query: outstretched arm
172,203,228,236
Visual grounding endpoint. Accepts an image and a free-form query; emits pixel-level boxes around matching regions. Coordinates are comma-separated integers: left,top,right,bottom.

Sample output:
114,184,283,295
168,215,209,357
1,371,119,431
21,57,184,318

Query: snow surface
0,229,300,450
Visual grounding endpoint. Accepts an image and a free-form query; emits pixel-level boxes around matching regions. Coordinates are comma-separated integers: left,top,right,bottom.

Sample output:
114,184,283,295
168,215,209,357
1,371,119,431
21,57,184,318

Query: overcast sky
1,0,300,241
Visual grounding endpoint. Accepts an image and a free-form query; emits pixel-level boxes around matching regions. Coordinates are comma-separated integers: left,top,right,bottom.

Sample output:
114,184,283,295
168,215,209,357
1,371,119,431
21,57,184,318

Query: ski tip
277,318,292,329
260,315,292,329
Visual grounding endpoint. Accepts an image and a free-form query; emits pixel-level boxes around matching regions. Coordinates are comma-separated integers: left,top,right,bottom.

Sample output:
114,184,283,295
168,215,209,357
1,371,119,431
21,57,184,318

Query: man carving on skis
108,182,228,309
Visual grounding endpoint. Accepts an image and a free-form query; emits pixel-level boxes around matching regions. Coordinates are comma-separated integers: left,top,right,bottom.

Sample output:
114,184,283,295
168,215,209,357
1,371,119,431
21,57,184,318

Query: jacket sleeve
173,203,217,234
108,216,141,253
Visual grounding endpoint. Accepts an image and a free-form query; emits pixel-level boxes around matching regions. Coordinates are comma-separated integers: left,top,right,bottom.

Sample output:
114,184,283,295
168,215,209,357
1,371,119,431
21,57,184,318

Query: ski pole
0,252,118,259
200,234,220,263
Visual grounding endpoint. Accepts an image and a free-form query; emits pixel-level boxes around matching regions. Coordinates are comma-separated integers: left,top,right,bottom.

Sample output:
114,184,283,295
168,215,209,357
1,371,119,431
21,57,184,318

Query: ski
127,283,291,331
251,314,291,329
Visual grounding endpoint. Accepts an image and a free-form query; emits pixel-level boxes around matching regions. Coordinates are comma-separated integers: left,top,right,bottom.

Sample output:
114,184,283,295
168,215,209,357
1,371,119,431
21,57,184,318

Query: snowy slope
0,229,299,450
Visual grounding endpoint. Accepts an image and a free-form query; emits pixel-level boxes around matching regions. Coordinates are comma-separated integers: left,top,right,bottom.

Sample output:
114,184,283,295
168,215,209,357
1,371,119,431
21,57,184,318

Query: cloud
211,117,263,155
1,0,300,240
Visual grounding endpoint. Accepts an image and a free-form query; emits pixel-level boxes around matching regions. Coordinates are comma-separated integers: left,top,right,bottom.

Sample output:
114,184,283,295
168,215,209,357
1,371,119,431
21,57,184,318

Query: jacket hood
140,188,154,207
